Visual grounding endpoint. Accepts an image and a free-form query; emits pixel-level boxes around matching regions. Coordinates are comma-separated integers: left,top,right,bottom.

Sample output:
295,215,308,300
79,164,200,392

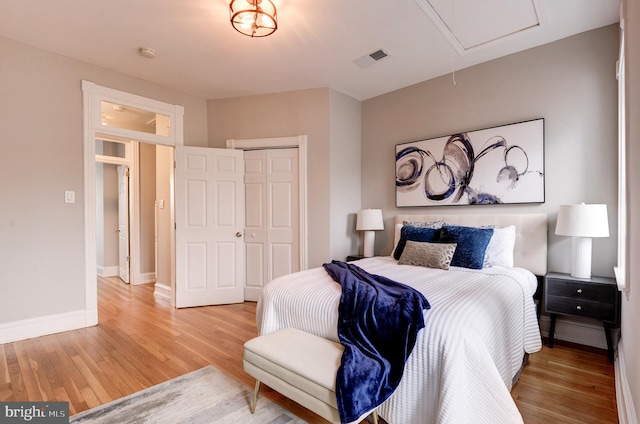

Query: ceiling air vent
353,49,390,68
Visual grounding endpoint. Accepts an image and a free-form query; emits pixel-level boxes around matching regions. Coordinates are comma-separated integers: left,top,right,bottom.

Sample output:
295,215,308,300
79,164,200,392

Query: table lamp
356,209,384,257
555,203,609,278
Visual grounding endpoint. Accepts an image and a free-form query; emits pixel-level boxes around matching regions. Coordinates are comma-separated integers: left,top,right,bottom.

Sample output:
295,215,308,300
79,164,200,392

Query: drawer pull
576,305,582,311
576,288,583,294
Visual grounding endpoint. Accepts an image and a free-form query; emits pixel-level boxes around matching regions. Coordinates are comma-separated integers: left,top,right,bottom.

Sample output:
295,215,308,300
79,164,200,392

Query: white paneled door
244,149,299,301
175,146,245,307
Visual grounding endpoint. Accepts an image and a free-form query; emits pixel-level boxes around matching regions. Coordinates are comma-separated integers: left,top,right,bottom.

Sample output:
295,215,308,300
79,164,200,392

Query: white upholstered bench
243,327,379,424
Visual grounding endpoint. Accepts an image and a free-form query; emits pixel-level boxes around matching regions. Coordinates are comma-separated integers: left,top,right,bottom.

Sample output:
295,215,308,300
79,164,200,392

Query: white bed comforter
257,257,542,424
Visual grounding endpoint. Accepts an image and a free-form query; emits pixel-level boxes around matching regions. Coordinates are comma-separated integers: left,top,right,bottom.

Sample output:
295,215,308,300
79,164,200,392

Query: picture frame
395,118,545,207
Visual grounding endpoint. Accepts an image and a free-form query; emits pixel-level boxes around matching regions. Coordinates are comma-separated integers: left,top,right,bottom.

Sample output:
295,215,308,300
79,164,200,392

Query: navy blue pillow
394,226,439,260
438,225,494,269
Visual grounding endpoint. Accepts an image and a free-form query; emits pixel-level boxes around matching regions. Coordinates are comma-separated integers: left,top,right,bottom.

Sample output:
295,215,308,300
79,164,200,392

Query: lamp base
362,230,376,257
570,237,592,279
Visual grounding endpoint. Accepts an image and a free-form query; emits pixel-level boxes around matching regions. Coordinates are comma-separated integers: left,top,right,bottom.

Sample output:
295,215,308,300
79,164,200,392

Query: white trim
82,80,183,334
616,9,628,293
615,339,638,424
82,81,99,326
154,283,172,301
86,83,184,146
132,272,157,285
97,265,119,277
226,135,309,270
129,141,141,286
538,315,618,350
0,310,94,345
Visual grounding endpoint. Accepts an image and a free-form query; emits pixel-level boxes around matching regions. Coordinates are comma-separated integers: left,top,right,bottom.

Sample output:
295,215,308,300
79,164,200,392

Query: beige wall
0,36,208,324
362,25,619,280
139,143,157,276
155,145,174,289
622,0,640,419
329,90,362,260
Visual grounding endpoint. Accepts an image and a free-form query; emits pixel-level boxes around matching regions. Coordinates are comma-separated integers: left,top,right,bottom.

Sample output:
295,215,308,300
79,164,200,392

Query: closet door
244,149,299,301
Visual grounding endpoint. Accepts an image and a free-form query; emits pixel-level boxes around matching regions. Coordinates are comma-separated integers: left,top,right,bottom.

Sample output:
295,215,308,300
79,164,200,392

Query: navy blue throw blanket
322,260,430,423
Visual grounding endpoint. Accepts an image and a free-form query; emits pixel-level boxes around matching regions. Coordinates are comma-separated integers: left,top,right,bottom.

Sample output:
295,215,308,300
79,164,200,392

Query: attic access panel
416,0,544,54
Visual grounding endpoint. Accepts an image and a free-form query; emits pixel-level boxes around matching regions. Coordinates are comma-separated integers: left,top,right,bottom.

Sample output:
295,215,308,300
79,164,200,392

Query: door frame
82,81,183,325
226,136,308,271
95,135,133,280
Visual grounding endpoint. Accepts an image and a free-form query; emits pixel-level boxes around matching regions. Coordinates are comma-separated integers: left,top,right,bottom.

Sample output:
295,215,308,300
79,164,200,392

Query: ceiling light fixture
230,0,277,38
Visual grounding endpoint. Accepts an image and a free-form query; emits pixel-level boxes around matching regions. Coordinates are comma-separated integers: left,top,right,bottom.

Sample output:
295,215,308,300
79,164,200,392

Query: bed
256,213,547,424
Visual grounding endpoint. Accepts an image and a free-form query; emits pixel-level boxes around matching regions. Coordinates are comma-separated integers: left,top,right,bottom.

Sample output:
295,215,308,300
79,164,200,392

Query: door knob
236,232,243,237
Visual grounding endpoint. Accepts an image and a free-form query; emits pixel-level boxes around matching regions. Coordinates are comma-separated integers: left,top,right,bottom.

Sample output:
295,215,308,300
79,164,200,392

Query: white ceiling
0,0,620,101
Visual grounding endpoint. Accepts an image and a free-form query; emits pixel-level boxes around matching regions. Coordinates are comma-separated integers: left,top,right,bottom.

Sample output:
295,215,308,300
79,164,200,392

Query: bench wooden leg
250,380,261,414
371,410,379,424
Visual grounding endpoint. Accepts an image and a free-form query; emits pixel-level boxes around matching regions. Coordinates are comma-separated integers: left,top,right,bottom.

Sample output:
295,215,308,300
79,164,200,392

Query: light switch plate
65,190,75,204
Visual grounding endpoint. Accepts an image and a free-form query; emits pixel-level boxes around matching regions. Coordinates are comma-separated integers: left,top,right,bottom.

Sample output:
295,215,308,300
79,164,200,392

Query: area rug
69,365,307,423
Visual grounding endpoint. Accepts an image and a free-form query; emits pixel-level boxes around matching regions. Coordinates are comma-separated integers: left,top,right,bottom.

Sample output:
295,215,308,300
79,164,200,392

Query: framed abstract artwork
395,118,544,207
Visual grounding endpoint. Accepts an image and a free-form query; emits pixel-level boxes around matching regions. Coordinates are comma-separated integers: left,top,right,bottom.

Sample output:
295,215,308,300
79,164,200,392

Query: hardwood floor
0,277,617,423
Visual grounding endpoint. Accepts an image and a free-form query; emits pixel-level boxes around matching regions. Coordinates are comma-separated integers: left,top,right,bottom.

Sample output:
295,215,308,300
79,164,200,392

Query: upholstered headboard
394,213,548,276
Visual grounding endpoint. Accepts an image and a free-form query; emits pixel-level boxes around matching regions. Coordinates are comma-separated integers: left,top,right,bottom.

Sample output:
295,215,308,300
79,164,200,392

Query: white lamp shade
356,209,384,231
555,204,609,238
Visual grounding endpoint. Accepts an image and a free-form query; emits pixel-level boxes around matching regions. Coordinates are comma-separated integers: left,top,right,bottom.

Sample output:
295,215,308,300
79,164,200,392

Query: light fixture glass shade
356,209,384,231
555,204,609,237
230,0,277,38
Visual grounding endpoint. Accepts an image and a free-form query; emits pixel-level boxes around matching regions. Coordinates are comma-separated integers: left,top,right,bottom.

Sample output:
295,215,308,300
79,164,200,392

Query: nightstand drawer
546,279,616,303
546,295,615,321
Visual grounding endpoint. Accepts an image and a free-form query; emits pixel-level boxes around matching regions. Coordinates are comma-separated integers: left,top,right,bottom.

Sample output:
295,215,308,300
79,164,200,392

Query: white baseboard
244,287,262,302
616,340,638,424
538,315,619,350
0,309,96,344
131,272,157,285
154,283,172,302
96,265,118,277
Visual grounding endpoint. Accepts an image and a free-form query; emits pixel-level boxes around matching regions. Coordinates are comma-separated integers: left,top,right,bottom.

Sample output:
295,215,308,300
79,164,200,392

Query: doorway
94,138,174,295
83,81,183,325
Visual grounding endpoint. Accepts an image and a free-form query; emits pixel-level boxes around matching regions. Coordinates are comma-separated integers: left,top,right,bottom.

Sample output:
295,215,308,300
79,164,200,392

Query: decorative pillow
399,241,457,270
402,220,446,229
438,225,494,269
483,225,516,268
393,226,439,260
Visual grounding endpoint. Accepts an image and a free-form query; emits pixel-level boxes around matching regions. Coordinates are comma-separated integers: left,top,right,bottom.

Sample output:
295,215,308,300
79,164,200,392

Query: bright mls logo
1,402,68,423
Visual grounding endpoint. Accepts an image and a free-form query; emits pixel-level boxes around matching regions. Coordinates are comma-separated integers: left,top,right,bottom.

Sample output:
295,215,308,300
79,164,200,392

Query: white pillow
483,225,516,268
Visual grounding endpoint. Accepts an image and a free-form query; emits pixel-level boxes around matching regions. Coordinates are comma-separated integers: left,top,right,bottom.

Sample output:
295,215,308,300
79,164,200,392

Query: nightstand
346,255,365,262
544,272,620,362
